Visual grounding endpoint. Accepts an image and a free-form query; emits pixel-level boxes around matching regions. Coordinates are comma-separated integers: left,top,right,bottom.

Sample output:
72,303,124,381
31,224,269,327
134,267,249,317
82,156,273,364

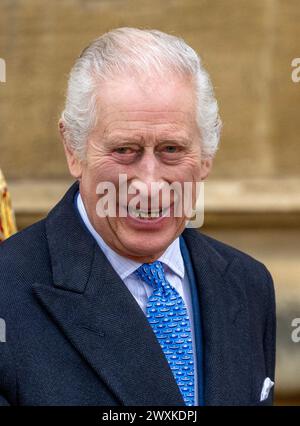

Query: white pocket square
260,377,274,401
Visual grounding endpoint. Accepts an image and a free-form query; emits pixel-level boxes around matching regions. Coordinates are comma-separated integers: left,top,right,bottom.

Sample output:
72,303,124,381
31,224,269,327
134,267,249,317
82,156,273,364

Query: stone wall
1,0,300,179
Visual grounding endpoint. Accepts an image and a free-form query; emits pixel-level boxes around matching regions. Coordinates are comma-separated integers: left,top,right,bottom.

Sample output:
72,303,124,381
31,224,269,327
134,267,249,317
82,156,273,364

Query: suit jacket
0,181,276,406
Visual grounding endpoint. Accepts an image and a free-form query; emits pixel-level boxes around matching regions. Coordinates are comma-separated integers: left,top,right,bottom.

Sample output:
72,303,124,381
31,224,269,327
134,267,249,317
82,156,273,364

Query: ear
58,119,83,179
200,157,213,181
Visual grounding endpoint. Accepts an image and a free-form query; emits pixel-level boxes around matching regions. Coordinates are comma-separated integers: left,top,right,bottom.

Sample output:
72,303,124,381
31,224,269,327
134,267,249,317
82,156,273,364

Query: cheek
85,157,123,184
174,157,202,182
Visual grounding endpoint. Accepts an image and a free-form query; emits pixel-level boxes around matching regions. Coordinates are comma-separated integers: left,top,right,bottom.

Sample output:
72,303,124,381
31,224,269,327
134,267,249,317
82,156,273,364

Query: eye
115,147,134,154
112,145,140,163
158,143,186,163
163,146,178,153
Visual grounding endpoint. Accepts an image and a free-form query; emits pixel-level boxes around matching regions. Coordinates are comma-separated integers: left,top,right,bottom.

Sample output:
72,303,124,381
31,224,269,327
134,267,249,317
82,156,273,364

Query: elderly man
0,28,275,406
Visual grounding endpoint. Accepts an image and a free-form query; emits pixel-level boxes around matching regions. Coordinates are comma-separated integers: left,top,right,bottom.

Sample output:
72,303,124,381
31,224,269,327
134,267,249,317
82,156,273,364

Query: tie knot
135,261,166,289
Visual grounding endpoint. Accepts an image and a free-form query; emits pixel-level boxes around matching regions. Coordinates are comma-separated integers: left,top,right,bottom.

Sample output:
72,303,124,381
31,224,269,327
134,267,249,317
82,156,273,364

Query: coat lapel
182,229,252,405
32,182,184,406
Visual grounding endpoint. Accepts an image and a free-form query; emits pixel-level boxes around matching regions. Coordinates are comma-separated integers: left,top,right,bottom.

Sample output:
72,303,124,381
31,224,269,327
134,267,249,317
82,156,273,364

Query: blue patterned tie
135,261,194,406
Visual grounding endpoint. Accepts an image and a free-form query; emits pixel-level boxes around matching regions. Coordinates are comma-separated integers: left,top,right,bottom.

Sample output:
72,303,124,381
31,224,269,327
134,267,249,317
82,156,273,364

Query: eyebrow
104,136,143,145
157,138,191,146
105,135,191,147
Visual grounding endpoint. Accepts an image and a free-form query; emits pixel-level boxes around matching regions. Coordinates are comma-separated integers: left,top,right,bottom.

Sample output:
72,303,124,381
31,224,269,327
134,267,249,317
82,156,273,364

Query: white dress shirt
76,192,198,405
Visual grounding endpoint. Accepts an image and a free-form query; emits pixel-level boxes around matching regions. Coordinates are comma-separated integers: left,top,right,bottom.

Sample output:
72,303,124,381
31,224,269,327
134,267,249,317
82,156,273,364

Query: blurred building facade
0,0,299,404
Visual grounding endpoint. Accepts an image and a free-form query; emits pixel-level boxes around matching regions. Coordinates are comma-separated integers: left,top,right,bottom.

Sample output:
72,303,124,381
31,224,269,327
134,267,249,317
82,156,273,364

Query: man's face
63,75,212,262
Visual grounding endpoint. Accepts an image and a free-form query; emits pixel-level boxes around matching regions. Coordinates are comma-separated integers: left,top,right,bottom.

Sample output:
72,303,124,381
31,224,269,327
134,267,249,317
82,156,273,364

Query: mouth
127,206,170,219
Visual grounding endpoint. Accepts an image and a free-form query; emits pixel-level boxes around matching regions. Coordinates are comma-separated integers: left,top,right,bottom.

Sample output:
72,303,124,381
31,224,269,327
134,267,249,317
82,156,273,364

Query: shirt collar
76,191,185,281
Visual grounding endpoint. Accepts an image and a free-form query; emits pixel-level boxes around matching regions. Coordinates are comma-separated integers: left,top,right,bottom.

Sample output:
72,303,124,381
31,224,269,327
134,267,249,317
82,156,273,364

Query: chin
119,229,180,259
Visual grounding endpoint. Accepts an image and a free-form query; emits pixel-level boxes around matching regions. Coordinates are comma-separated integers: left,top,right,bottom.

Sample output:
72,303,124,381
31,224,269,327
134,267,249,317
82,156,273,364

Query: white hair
60,27,222,159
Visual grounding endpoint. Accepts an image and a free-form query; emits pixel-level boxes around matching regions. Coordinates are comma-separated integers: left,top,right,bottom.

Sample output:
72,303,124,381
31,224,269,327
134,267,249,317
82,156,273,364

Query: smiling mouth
127,206,170,219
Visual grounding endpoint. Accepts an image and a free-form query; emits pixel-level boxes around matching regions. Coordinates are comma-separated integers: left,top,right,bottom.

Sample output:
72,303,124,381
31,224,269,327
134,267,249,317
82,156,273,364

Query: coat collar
33,181,251,405
182,229,252,405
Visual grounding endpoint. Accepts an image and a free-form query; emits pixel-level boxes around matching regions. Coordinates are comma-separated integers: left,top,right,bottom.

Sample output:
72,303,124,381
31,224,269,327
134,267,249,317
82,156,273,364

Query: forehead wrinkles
101,109,193,124
100,110,195,137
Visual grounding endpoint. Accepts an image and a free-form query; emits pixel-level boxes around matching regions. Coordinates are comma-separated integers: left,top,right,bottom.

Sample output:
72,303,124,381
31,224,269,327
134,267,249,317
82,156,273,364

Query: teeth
128,207,162,219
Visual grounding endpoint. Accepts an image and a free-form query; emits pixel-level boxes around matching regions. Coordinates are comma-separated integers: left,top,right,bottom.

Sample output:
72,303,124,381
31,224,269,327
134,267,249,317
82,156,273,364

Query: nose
129,150,165,209
137,150,162,187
